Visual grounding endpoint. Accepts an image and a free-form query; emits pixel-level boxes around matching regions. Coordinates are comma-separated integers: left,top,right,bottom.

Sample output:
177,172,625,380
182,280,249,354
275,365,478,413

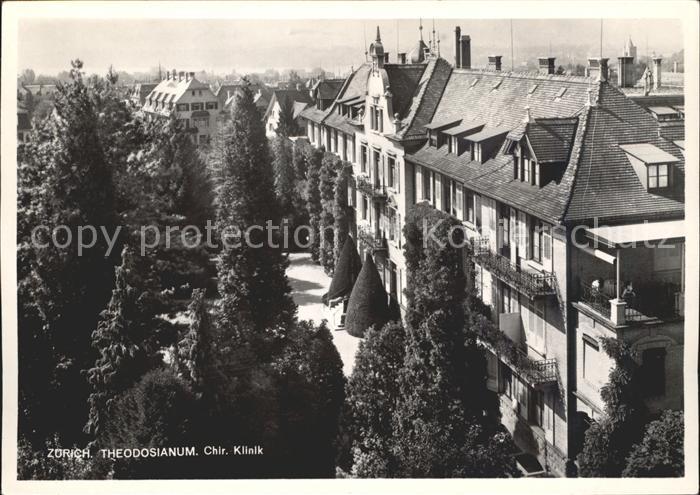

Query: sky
18,18,684,76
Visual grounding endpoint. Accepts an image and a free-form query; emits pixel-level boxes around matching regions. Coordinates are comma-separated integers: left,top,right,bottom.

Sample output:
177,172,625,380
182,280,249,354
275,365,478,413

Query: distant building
141,69,218,146
216,82,273,115
263,88,314,137
128,82,158,108
17,102,31,143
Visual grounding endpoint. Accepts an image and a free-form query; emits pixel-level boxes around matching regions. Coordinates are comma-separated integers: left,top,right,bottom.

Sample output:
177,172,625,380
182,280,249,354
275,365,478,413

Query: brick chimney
454,26,462,68
398,52,407,64
587,57,609,82
652,56,662,89
460,35,471,69
617,56,635,87
488,55,502,71
178,71,185,81
189,71,195,80
538,57,556,75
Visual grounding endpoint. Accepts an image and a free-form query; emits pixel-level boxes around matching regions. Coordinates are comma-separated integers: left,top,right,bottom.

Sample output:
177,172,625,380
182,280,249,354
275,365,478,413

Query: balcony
471,237,557,298
356,175,387,201
357,225,387,253
578,281,683,326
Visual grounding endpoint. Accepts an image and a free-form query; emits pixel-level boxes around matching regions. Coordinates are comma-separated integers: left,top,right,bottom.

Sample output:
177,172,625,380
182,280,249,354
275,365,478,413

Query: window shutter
456,185,463,220
435,173,442,209
415,164,423,202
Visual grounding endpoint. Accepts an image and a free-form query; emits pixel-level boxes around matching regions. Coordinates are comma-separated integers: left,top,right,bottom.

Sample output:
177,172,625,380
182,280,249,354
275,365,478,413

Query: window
192,90,196,96
499,362,513,398
534,162,540,186
466,190,475,224
531,219,544,263
500,203,510,251
199,134,207,145
370,105,384,132
501,283,513,313
372,150,381,185
361,195,369,220
582,335,600,382
388,156,397,190
648,164,669,189
523,157,531,183
475,143,482,162
360,145,368,174
179,118,189,129
191,103,203,111
388,207,398,242
205,101,218,110
475,194,482,228
442,178,451,213
528,388,544,427
429,130,437,147
640,348,666,397
176,103,190,111
423,168,432,203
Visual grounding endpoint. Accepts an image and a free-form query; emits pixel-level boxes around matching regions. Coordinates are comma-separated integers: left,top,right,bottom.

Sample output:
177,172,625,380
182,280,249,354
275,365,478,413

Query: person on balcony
621,281,636,306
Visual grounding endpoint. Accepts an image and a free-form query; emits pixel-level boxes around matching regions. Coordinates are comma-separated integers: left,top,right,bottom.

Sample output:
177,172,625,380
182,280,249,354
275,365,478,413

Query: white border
2,2,698,494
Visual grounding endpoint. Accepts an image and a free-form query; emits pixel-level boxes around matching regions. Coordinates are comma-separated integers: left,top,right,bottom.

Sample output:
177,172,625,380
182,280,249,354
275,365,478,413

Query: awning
585,220,685,248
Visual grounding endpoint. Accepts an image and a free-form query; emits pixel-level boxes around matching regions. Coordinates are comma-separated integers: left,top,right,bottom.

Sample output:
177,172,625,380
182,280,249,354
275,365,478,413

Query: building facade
302,26,685,477
141,69,219,146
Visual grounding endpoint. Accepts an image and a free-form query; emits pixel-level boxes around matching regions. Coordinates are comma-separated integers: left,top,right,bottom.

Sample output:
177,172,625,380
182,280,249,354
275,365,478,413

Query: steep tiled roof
525,117,578,163
394,57,453,141
564,83,684,222
264,89,313,121
384,64,426,118
301,64,371,127
314,79,345,100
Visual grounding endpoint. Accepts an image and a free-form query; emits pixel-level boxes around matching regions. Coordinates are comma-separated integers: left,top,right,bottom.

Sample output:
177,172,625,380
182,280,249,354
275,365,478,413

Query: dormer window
648,164,669,189
554,87,567,101
620,143,679,192
370,105,384,132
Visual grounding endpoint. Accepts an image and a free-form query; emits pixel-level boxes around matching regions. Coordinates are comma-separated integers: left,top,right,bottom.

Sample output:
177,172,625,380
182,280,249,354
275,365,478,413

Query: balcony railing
578,281,683,325
471,237,557,298
357,225,387,252
356,175,387,201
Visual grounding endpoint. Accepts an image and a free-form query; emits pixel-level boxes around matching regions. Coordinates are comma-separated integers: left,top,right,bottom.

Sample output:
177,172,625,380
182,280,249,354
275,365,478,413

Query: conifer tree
211,80,296,352
319,153,340,273
333,163,351,265
85,246,172,440
270,135,296,222
344,254,390,338
175,289,212,397
346,321,406,477
305,146,324,262
18,59,119,445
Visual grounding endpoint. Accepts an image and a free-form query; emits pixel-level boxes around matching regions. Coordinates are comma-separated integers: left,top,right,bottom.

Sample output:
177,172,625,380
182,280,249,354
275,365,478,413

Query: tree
20,68,36,84
304,145,324,262
85,246,173,441
333,162,352,266
101,369,195,479
325,236,362,303
276,96,300,137
319,153,340,273
346,321,405,477
17,59,119,446
388,203,518,477
623,410,684,477
270,135,296,221
211,80,296,353
344,254,390,338
174,289,213,397
578,338,649,477
272,321,346,477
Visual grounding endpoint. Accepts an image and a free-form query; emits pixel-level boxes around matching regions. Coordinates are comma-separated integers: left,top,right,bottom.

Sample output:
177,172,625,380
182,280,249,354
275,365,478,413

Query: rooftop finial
376,26,381,42
419,18,423,41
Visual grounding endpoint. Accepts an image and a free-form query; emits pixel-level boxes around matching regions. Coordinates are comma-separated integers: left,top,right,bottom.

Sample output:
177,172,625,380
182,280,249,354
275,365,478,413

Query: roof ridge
452,68,594,85
560,81,598,222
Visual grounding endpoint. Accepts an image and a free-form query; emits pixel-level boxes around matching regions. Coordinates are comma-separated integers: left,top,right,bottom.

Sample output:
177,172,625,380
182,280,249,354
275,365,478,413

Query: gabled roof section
313,78,345,100
264,89,314,121
525,117,578,163
564,83,684,222
301,63,371,127
392,57,453,141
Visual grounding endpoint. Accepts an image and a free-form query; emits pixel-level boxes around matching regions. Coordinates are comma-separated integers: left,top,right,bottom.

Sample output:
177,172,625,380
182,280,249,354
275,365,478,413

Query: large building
303,25,685,477
141,69,219,146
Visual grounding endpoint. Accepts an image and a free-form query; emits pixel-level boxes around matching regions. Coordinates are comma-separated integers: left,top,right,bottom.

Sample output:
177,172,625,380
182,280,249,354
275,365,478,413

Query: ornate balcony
357,224,387,252
471,237,557,298
356,175,387,201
